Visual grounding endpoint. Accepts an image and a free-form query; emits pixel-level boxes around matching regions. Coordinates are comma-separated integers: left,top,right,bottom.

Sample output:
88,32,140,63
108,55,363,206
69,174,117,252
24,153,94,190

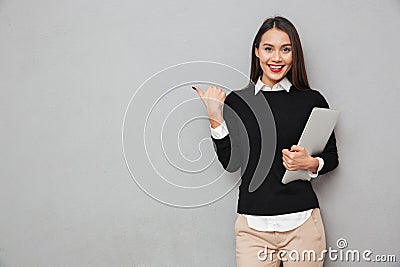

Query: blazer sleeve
210,93,242,173
313,91,339,175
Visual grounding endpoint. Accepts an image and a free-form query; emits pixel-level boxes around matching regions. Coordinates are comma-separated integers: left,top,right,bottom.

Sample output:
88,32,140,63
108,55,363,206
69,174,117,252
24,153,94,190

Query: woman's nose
272,51,282,62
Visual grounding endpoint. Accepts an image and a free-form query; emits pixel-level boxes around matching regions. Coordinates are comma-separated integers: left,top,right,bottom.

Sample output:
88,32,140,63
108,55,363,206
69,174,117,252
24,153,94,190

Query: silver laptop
281,107,339,184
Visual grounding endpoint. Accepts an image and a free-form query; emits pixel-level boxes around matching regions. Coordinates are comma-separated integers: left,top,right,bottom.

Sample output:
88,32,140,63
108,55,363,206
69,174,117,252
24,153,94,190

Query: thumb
192,86,204,97
290,145,303,152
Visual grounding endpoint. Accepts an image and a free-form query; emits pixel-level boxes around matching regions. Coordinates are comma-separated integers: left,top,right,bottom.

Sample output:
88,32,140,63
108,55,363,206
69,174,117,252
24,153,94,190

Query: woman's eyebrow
262,43,292,47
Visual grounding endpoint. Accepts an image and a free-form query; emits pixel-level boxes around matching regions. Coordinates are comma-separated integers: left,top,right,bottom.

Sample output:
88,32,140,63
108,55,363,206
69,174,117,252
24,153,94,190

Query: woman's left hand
282,145,318,172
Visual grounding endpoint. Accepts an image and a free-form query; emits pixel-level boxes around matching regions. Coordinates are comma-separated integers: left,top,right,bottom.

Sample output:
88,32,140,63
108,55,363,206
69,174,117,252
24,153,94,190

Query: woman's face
255,28,293,88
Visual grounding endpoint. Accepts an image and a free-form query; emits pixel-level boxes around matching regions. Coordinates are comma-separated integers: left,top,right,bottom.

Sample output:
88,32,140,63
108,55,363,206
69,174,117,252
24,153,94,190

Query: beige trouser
235,208,326,267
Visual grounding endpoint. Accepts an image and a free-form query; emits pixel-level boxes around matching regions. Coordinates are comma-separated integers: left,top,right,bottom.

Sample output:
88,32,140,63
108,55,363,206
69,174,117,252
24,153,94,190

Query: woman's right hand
192,85,226,128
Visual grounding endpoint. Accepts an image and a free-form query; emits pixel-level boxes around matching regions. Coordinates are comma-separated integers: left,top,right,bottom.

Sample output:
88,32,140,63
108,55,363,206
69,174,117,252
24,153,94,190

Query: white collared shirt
254,75,292,94
210,76,324,232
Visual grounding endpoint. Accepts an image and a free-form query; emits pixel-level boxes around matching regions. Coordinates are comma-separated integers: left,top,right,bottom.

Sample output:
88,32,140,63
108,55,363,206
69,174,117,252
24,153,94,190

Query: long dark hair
250,16,311,91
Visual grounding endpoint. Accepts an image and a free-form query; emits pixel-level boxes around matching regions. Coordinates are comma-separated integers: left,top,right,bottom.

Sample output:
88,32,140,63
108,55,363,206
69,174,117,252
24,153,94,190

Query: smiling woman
255,28,293,87
251,17,310,91
193,16,338,267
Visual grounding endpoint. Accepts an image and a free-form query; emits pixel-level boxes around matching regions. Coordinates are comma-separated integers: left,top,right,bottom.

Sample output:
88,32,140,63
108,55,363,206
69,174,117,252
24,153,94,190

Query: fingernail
191,86,196,90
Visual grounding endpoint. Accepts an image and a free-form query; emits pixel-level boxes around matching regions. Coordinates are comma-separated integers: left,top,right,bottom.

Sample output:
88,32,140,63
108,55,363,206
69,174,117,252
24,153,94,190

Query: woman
193,16,338,266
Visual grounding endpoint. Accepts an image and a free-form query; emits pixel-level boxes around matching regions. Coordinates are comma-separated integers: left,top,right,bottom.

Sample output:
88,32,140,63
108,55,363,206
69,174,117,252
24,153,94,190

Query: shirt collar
254,76,292,95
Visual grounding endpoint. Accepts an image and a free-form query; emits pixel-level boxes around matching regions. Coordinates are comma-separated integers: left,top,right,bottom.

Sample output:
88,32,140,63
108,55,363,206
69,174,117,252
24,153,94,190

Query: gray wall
1,0,399,266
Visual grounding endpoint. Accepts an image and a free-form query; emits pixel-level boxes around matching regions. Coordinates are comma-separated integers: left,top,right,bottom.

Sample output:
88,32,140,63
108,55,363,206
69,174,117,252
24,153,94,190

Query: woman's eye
265,47,272,52
283,47,291,53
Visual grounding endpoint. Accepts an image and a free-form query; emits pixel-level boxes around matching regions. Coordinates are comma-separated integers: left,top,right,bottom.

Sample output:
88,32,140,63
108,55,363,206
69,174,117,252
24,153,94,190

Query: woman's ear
254,46,259,58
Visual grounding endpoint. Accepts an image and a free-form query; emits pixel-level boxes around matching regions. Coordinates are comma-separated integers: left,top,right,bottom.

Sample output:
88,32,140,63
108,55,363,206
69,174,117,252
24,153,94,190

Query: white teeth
269,65,283,69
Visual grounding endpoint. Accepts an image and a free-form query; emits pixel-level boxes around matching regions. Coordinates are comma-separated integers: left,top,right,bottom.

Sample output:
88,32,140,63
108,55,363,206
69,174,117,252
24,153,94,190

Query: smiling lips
268,64,284,73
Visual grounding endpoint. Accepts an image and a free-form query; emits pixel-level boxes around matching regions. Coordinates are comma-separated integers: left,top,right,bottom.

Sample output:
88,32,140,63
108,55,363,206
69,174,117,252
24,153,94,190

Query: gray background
1,0,399,266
